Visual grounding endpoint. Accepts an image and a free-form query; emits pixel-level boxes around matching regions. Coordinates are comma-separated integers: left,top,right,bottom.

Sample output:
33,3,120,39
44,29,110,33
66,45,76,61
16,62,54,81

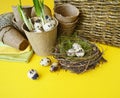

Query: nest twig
52,36,106,74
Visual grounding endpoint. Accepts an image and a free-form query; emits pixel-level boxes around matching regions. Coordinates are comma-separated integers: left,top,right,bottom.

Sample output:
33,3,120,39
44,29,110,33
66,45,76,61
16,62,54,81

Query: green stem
17,5,33,31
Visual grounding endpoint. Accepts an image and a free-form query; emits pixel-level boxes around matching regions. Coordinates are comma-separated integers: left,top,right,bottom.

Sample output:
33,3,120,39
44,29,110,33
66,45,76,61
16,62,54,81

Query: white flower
67,48,75,56
40,57,51,66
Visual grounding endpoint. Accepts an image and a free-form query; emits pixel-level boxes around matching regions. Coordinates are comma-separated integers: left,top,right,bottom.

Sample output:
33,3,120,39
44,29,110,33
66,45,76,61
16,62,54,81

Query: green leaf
33,0,45,24
40,0,45,23
19,0,22,7
28,18,34,29
17,5,33,31
33,0,42,17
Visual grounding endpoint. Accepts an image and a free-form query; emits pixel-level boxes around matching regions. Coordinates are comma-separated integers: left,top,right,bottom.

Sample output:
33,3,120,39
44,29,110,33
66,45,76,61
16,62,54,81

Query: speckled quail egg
50,19,56,26
75,48,85,57
34,28,42,33
40,57,51,66
34,20,42,32
50,62,59,72
72,43,82,52
67,48,75,57
27,69,39,80
45,15,56,26
43,22,54,32
45,15,52,22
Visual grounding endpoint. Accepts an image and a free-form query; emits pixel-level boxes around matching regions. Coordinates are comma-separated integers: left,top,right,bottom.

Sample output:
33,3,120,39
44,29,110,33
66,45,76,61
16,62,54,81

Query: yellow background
0,0,120,98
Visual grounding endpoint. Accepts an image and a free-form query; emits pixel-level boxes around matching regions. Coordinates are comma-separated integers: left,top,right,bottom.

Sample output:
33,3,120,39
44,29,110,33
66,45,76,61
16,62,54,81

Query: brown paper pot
12,6,32,23
59,18,78,29
22,18,58,56
58,25,76,36
12,17,26,37
31,5,52,17
0,26,29,50
54,3,79,23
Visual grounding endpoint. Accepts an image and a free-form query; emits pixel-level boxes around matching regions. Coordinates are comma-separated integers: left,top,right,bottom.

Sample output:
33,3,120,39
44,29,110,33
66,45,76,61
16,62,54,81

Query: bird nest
52,36,106,74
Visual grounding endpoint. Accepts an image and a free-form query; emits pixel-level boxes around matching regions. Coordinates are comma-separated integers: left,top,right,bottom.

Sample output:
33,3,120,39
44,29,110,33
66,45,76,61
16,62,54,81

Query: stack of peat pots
0,13,29,50
54,3,80,36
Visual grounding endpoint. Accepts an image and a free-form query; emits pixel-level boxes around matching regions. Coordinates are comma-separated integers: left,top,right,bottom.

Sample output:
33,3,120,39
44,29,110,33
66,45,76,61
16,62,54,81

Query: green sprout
17,0,33,31
19,0,22,7
33,0,46,25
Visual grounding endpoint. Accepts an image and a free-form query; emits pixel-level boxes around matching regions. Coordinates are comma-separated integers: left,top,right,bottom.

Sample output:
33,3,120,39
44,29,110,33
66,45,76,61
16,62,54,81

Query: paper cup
31,5,52,17
22,17,58,56
54,3,79,23
0,26,29,50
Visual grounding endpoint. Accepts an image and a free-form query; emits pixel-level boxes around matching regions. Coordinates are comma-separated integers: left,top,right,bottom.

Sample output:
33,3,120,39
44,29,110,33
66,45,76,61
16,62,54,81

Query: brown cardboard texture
22,17,58,56
58,25,75,36
59,18,78,29
12,6,32,23
0,26,29,50
12,17,26,37
31,5,52,17
54,3,79,23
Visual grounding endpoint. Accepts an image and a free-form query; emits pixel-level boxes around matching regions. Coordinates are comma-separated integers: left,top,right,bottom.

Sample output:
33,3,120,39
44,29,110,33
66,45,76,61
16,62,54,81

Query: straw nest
52,36,106,74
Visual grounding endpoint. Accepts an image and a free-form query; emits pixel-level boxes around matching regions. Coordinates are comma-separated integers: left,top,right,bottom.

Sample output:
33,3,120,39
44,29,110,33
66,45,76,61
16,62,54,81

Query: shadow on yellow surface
0,0,120,98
